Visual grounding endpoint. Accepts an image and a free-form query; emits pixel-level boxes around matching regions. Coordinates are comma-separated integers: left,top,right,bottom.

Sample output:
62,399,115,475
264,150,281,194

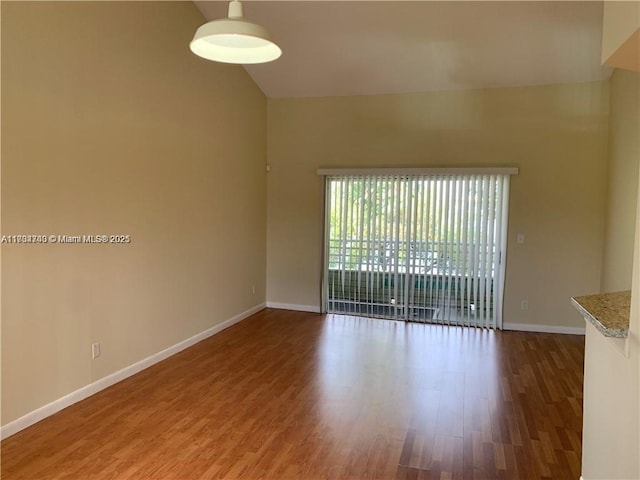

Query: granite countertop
571,290,631,338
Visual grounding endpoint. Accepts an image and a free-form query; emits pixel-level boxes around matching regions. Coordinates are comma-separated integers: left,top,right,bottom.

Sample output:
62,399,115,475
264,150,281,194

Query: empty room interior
1,1,639,479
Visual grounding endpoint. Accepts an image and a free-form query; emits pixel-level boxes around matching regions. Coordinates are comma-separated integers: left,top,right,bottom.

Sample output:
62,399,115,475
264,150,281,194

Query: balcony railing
326,238,497,322
328,238,497,277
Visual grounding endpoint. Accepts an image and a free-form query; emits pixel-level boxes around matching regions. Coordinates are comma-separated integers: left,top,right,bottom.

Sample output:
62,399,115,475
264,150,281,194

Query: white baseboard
266,302,321,313
0,303,266,441
503,322,585,335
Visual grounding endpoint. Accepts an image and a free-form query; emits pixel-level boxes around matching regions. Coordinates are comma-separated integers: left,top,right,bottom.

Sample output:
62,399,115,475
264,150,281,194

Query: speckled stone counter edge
571,292,631,338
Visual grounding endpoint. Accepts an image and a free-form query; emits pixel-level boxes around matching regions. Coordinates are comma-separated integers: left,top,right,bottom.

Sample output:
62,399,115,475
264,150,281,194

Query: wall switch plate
517,234,525,244
91,342,101,359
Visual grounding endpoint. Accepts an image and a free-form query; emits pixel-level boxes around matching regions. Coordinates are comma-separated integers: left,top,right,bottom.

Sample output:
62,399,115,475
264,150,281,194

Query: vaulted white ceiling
193,1,611,98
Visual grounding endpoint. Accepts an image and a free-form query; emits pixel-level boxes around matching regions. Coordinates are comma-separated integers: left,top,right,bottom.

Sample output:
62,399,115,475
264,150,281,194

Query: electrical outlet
517,234,525,244
252,285,256,295
91,342,101,359
521,300,529,310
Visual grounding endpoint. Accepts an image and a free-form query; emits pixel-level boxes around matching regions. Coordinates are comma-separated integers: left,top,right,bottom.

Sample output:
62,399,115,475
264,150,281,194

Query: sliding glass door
323,171,512,329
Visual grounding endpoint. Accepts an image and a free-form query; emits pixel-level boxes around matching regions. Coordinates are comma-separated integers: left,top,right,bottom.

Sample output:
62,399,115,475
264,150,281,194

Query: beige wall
601,70,640,292
1,2,267,425
582,70,640,480
267,82,610,329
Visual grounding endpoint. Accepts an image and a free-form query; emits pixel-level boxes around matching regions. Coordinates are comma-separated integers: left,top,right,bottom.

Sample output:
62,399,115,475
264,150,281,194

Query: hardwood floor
1,308,585,480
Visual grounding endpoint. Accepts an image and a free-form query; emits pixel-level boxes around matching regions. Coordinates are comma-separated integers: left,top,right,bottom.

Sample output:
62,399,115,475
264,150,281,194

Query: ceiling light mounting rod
189,0,282,65
228,0,243,19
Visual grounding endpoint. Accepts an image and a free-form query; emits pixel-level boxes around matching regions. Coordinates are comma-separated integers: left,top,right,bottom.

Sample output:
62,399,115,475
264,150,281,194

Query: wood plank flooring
1,308,585,479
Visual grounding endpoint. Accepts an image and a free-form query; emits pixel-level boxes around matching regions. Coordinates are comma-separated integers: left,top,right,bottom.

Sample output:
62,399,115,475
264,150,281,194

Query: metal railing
328,238,497,277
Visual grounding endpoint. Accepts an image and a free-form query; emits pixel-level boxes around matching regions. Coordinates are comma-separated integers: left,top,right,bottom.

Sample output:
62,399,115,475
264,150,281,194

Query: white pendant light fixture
190,0,281,64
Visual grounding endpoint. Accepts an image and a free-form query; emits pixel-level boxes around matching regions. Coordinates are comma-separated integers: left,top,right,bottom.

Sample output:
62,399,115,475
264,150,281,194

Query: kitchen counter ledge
571,290,631,338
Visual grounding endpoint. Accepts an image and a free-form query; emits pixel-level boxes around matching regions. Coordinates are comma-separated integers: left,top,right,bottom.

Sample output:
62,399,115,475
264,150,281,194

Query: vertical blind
323,172,512,329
